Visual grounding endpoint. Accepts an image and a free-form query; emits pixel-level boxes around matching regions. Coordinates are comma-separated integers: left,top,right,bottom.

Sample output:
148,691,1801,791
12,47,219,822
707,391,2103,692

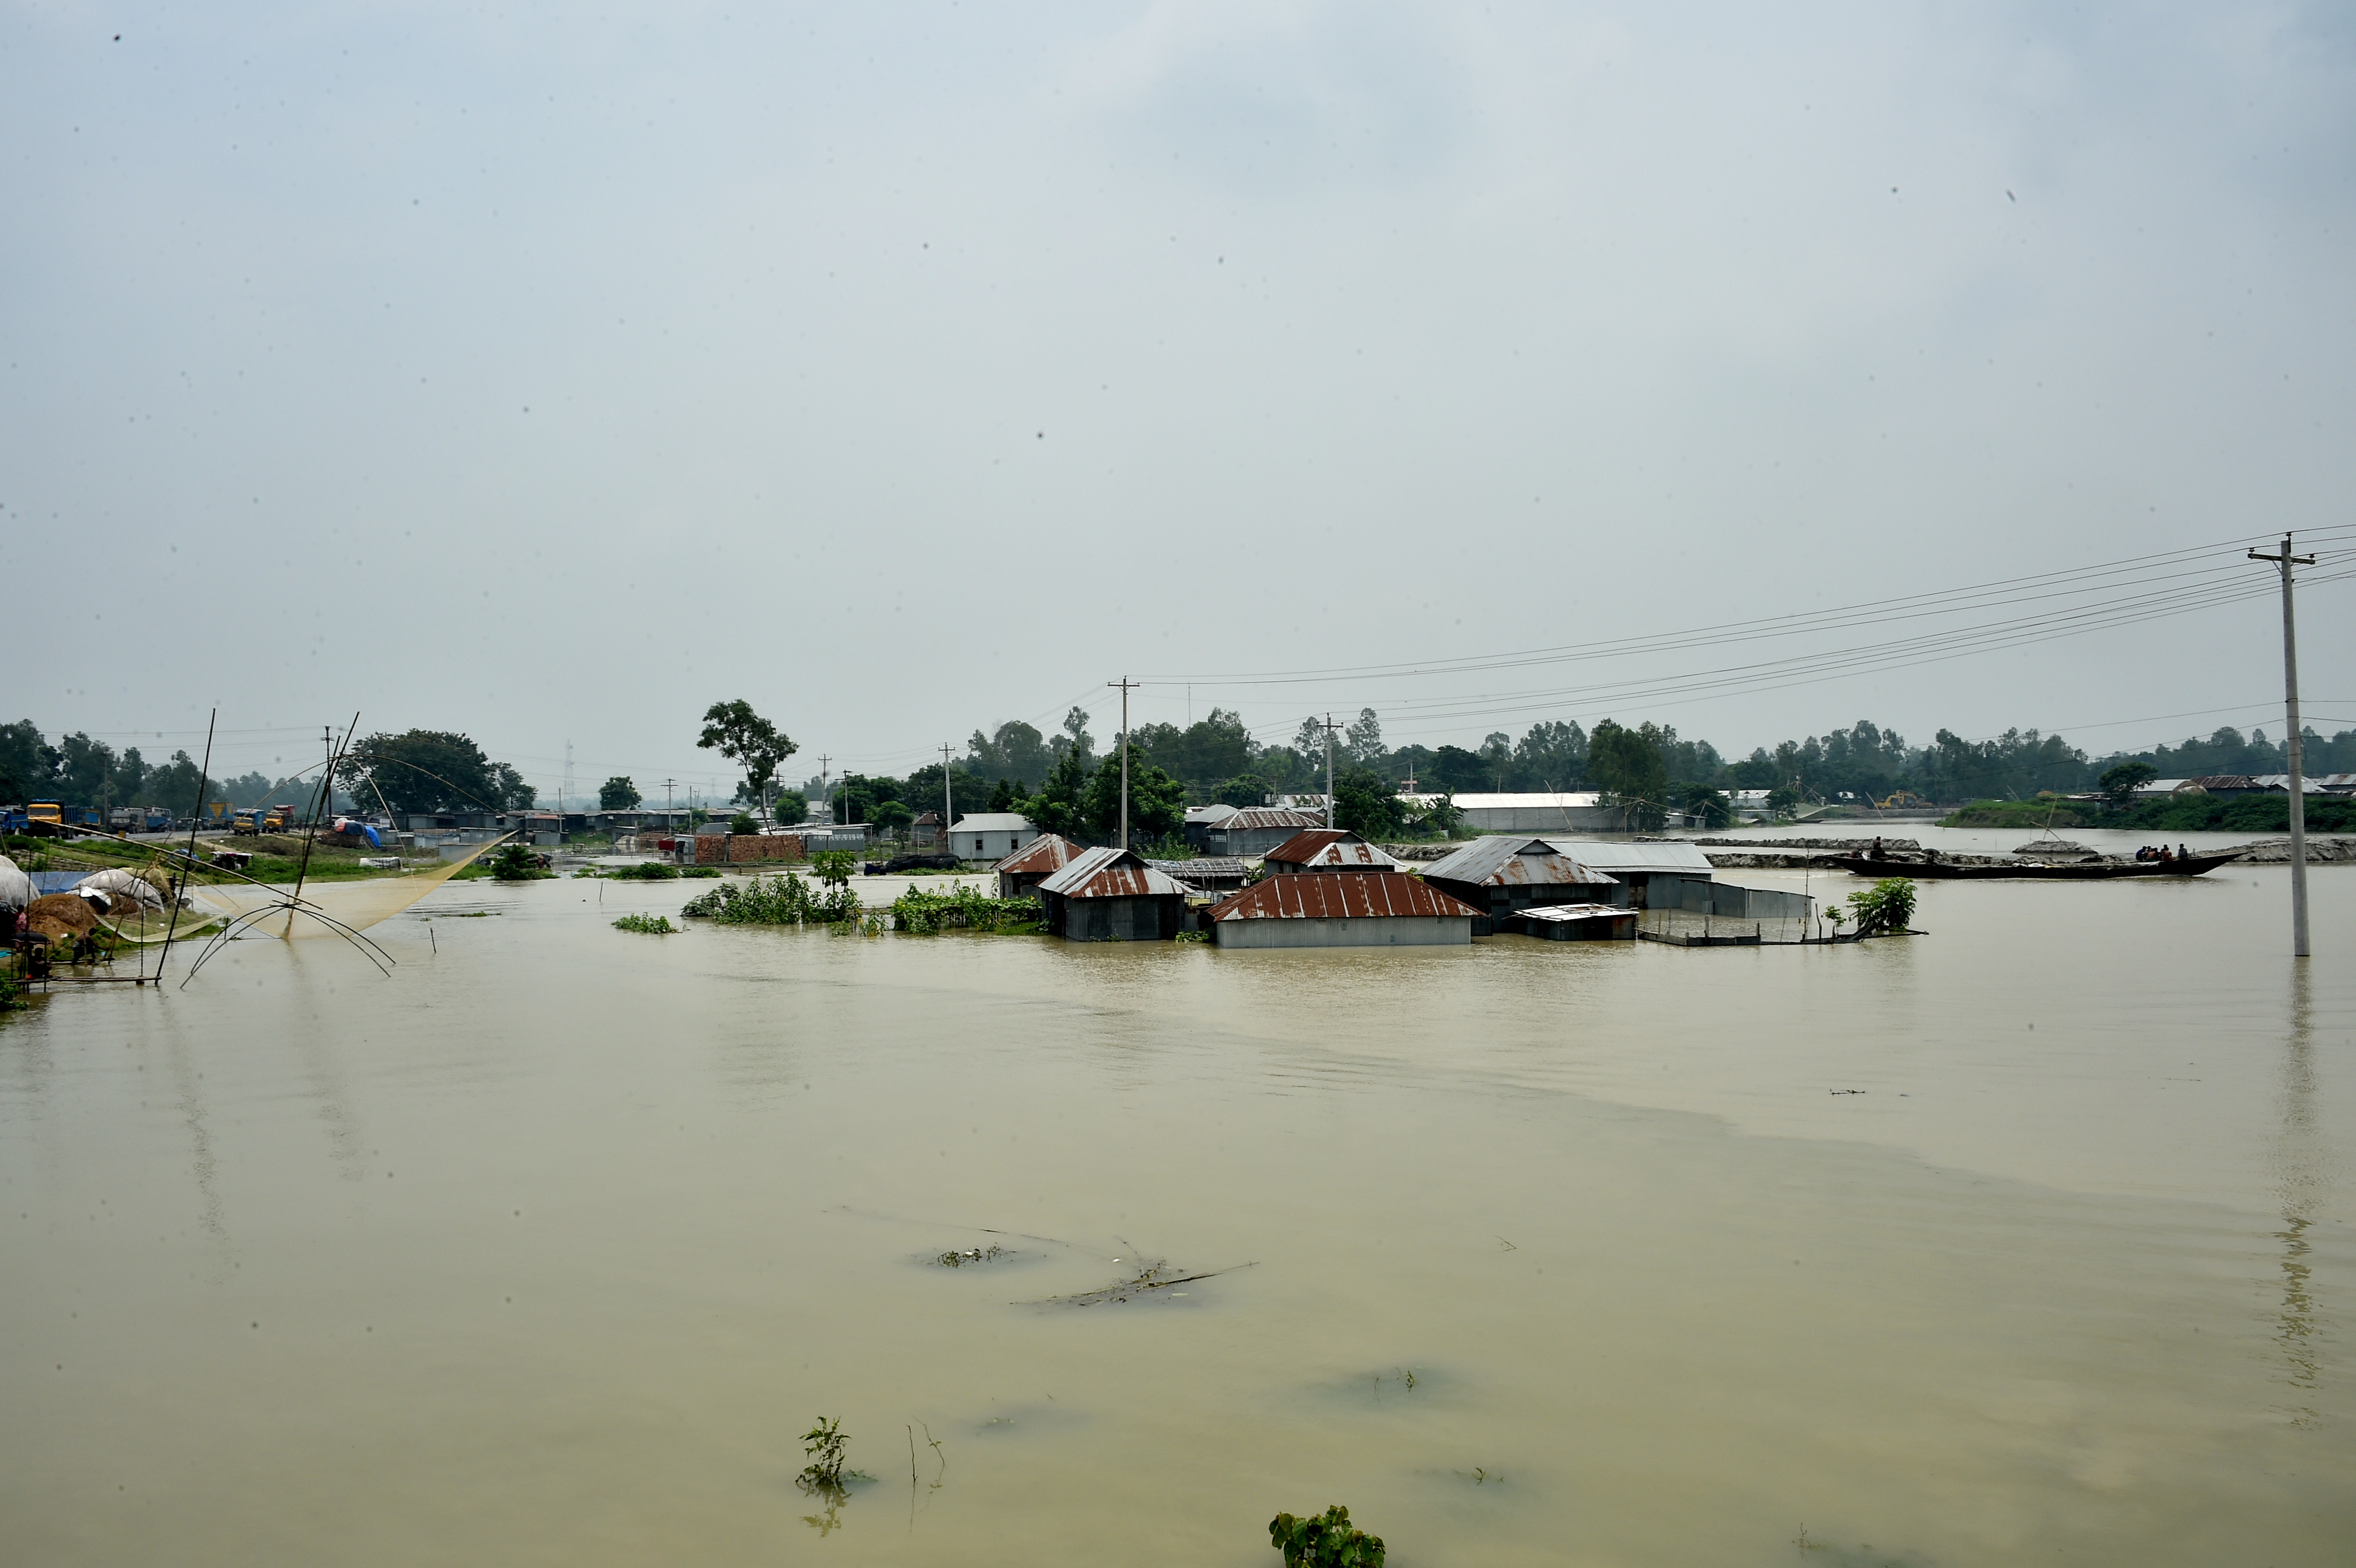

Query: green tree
830,773,902,826
141,750,227,816
967,720,1054,786
492,762,537,811
342,731,502,815
1082,758,1186,843
600,775,644,811
2098,760,2158,807
698,699,798,809
771,789,809,824
0,719,47,803
870,799,915,839
1333,765,1403,838
1588,719,1669,831
1025,744,1091,838
1677,781,1732,829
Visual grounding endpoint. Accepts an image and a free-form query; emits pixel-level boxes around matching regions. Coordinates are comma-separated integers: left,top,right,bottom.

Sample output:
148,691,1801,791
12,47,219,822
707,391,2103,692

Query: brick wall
727,834,807,864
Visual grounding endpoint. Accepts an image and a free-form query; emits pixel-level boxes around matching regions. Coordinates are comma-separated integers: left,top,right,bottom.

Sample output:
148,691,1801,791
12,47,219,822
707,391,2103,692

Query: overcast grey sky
5,1,2351,801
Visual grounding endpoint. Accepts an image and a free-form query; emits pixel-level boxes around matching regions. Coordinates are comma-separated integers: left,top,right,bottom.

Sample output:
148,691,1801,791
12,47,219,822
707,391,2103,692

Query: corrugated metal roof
1515,902,1630,923
1398,791,1603,810
1147,857,1252,888
1035,845,1193,900
1216,807,1327,831
1540,838,1715,876
1208,871,1482,922
1423,836,1619,887
994,834,1085,875
949,813,1036,833
1185,804,1241,825
1264,829,1405,871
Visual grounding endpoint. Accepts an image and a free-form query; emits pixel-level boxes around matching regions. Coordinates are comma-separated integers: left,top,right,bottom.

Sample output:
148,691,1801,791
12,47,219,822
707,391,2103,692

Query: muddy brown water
1,843,2348,1566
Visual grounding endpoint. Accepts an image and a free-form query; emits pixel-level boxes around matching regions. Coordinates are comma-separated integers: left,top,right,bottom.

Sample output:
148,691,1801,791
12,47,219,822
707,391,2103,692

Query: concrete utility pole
1322,713,1340,829
665,779,675,834
1108,677,1139,849
938,742,954,846
818,754,831,824
2249,533,2316,958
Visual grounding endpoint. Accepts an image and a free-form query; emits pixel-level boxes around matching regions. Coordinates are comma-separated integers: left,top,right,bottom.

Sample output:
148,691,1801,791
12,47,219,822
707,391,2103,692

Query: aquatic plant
680,865,721,878
889,886,1040,934
809,849,858,886
680,871,861,926
1844,878,1918,937
610,861,680,881
1269,1505,1384,1568
798,1416,871,1489
489,845,553,882
0,974,25,1013
611,914,676,934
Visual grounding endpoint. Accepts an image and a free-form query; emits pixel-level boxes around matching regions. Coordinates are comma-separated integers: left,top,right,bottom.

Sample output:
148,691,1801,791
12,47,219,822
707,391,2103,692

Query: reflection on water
0,865,2348,1566
2277,963,2322,1424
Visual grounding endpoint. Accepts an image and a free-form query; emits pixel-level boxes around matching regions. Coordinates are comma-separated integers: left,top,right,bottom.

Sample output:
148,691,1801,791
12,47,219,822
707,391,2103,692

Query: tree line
0,719,548,820
799,707,2356,840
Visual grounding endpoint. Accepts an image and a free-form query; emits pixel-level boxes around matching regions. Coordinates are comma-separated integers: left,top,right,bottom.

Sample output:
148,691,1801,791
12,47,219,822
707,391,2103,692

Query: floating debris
934,1245,1010,1268
1020,1257,1256,1307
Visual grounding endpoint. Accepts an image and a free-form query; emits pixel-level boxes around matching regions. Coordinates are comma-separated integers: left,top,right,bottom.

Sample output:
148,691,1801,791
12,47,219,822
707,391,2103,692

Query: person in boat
1869,836,1886,859
2179,844,2190,861
2159,844,2174,862
1922,846,1939,864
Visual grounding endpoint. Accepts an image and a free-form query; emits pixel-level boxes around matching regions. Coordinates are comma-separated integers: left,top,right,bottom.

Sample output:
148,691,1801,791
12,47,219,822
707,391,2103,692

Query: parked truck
262,804,298,832
231,808,264,835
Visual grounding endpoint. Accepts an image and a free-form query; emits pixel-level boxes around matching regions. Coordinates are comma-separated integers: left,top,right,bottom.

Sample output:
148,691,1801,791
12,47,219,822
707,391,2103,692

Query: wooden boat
1832,852,2238,881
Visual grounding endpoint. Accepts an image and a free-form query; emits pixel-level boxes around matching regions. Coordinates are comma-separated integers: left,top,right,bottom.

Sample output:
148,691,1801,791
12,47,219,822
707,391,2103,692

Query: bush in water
1845,877,1919,936
1269,1505,1385,1568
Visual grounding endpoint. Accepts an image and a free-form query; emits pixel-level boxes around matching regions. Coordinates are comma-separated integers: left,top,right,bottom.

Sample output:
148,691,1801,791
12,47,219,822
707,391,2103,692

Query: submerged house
994,834,1086,900
1505,903,1638,941
1398,791,1615,832
1203,807,1328,858
1206,871,1481,948
1539,838,1716,908
1147,857,1253,894
1420,836,1621,936
1034,846,1192,941
1261,828,1405,875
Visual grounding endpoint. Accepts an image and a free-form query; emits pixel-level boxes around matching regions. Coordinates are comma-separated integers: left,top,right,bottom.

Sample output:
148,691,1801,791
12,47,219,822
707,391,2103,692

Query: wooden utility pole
1108,678,1139,848
2249,533,2316,958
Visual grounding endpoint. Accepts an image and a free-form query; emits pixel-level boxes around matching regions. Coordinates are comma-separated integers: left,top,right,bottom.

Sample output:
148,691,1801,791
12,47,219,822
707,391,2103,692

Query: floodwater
1,843,2348,1566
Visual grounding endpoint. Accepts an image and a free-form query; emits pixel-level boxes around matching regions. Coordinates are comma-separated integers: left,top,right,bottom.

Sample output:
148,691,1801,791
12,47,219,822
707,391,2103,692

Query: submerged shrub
1845,877,1919,937
1270,1505,1384,1568
611,914,676,934
889,886,1042,934
611,861,680,881
681,871,862,926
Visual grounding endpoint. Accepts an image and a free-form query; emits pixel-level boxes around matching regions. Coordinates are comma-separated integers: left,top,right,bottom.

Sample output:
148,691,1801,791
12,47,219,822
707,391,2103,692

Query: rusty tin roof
1263,829,1405,871
1035,845,1193,900
993,834,1086,876
1207,871,1482,922
1423,836,1619,888
1215,807,1328,832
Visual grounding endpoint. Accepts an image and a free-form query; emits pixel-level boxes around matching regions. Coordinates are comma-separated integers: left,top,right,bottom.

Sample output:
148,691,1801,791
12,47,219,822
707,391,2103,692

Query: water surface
2,857,2348,1565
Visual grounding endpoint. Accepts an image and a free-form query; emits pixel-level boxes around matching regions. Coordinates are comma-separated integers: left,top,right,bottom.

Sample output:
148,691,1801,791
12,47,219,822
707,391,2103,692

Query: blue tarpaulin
31,871,87,895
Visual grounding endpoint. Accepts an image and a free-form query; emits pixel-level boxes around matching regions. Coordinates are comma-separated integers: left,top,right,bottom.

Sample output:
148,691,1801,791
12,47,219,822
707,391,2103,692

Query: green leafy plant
729,811,758,835
680,865,721,878
798,1416,870,1489
680,871,862,926
610,860,680,881
809,849,858,886
1269,1505,1385,1568
489,844,552,882
889,886,1042,934
1844,877,1918,937
611,913,676,934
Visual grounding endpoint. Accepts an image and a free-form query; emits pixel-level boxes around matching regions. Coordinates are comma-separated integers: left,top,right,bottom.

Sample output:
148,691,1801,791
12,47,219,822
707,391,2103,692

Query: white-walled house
949,813,1041,861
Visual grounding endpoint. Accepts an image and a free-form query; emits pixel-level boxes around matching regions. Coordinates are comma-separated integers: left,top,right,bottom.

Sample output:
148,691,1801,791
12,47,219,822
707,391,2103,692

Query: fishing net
185,839,503,939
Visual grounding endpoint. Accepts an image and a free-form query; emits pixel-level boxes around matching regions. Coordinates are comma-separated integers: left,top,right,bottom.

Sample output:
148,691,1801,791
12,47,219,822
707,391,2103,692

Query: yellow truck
231,808,263,835
262,803,298,832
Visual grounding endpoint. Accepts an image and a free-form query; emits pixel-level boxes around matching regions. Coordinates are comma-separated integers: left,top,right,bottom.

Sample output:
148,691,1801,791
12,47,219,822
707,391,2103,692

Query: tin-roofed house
949,812,1039,862
1539,838,1716,909
1421,836,1621,936
1183,803,1240,851
1147,857,1253,894
1206,871,1481,948
1203,806,1328,858
1034,846,1193,941
1261,828,1405,875
994,834,1086,900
